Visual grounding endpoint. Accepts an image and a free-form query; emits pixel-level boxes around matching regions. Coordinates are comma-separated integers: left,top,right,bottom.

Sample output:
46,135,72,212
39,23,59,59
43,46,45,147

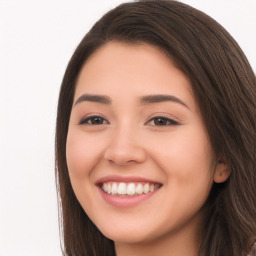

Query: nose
104,126,146,166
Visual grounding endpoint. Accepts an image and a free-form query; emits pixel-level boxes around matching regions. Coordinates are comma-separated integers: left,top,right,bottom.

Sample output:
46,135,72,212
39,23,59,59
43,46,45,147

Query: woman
55,0,256,255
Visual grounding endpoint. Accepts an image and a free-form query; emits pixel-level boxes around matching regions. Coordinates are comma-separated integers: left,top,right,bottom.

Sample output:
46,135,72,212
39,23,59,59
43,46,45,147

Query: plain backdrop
0,0,255,255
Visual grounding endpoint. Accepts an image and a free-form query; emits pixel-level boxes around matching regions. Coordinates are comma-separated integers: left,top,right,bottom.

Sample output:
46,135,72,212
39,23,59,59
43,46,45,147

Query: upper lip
95,175,162,185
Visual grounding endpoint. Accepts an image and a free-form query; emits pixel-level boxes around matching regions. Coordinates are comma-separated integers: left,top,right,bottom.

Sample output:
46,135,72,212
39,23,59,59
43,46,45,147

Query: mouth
95,176,162,207
99,182,161,197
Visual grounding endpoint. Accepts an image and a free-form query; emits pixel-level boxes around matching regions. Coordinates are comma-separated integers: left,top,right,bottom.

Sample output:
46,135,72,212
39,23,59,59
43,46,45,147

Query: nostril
104,145,146,165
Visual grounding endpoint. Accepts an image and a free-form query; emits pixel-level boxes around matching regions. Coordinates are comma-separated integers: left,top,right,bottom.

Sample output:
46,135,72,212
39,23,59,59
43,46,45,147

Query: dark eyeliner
148,116,180,126
79,115,108,125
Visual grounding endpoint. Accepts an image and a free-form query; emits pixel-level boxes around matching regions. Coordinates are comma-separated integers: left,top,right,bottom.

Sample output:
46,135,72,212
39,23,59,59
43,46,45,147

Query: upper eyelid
78,114,180,125
80,113,108,120
79,115,109,125
146,113,180,122
146,116,180,125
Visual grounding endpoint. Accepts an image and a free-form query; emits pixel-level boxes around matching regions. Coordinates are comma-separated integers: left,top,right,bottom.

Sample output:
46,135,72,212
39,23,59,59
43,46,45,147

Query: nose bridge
115,120,136,143
104,121,146,165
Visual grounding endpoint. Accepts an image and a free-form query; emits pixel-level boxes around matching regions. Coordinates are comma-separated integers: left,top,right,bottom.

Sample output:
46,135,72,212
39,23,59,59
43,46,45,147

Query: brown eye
154,117,169,125
147,116,179,126
80,116,108,125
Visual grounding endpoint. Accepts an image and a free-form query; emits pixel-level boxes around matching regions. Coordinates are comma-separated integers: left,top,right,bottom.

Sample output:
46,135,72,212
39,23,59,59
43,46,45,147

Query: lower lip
97,187,160,208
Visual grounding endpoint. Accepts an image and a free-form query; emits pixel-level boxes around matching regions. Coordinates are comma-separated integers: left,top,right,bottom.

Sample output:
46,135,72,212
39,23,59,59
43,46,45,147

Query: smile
96,176,162,207
101,182,160,197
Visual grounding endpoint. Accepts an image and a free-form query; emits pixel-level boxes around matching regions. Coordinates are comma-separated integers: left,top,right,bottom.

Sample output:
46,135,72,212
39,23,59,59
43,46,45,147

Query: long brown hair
55,1,256,255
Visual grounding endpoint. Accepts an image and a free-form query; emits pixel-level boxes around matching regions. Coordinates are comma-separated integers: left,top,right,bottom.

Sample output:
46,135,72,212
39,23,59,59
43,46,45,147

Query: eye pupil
91,117,104,124
154,118,168,125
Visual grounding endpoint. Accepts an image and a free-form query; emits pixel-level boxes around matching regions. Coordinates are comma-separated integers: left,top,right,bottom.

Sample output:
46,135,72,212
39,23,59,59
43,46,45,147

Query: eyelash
79,115,179,126
146,116,180,126
79,115,109,125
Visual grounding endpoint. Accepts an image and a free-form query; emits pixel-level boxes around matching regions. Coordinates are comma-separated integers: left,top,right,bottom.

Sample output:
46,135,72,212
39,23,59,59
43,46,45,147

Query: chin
98,224,158,244
107,234,150,244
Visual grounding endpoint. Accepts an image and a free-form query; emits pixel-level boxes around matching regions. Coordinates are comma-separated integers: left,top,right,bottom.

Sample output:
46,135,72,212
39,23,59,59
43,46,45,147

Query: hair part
55,1,256,255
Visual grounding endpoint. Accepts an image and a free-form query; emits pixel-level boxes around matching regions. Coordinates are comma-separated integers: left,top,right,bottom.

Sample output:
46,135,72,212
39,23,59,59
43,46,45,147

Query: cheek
147,126,215,188
66,130,103,178
65,130,105,211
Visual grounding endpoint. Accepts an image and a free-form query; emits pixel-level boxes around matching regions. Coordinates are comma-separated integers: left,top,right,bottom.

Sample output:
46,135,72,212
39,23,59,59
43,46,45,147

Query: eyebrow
74,94,111,106
73,93,189,109
139,94,189,109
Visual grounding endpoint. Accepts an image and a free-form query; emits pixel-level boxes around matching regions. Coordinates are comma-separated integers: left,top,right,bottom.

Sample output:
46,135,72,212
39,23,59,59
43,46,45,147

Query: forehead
74,41,195,107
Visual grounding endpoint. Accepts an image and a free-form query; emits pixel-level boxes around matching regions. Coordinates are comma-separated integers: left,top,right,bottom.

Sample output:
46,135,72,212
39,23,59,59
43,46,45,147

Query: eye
79,115,109,125
147,116,179,126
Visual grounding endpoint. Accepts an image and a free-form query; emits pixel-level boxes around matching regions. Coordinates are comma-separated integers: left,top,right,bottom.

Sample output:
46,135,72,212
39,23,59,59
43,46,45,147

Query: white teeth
103,183,108,193
143,183,149,193
101,182,160,196
127,183,136,196
117,182,126,195
107,183,111,194
112,182,118,194
149,184,154,192
135,183,143,194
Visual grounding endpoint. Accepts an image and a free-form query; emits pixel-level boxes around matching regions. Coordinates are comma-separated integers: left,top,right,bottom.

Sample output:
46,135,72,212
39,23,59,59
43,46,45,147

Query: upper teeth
101,182,159,196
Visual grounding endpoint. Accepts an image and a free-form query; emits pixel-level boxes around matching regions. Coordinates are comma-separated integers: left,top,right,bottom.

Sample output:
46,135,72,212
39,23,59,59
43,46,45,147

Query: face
66,42,226,246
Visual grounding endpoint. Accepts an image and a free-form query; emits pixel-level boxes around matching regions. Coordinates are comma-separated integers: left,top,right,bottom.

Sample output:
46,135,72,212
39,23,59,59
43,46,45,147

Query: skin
66,42,230,256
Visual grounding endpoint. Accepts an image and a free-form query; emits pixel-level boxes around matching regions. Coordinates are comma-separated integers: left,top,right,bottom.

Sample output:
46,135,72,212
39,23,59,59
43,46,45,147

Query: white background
0,0,255,255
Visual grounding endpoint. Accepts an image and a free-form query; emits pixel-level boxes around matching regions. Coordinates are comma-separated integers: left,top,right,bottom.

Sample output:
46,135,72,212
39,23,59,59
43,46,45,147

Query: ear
213,158,231,183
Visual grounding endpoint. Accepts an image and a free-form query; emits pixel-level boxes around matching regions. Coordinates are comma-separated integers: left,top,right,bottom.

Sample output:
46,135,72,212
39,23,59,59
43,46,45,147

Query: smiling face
66,42,229,253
